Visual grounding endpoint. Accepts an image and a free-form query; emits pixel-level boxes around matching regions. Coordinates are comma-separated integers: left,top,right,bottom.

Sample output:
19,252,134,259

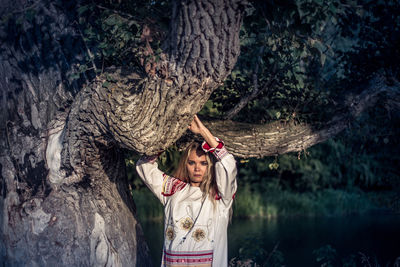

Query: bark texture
202,75,400,158
1,0,394,265
0,0,245,266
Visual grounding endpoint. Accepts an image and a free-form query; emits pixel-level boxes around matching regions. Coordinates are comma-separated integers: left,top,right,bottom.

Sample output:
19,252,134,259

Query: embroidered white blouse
136,140,237,267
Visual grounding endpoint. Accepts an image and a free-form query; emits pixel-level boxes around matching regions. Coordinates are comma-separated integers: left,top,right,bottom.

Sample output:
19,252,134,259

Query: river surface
141,211,400,266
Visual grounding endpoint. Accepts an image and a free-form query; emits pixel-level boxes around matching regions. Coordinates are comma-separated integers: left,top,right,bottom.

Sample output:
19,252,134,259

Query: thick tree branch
56,0,246,189
63,0,247,158
202,74,400,158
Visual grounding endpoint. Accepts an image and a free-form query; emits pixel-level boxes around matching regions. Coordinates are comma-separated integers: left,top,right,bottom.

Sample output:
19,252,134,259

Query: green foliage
229,241,399,267
128,89,399,221
132,180,376,220
72,0,170,80
132,189,163,222
157,146,182,175
118,0,400,224
125,146,181,191
233,187,375,218
206,0,400,125
233,185,271,218
238,107,400,194
78,3,142,69
312,245,400,267
230,239,285,267
313,244,337,267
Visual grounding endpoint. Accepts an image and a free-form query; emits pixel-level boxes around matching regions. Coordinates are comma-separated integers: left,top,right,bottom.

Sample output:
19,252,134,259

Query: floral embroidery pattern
192,228,206,242
165,227,175,241
179,217,194,231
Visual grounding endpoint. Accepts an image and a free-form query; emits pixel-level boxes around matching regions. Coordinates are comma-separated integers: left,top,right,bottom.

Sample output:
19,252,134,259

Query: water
141,211,400,266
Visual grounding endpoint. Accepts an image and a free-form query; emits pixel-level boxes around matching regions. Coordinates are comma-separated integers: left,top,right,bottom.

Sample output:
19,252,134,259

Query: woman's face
186,149,208,187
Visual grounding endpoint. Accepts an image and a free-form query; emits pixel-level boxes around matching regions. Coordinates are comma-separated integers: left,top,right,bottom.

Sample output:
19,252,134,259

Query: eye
187,161,195,165
201,161,208,166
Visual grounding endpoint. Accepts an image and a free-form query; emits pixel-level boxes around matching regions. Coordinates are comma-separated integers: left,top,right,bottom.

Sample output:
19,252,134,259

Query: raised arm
188,115,219,148
136,155,187,206
189,115,237,205
136,155,167,205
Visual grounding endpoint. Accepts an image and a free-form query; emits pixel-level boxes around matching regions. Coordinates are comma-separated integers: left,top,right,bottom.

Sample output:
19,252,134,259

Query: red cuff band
201,137,228,161
201,137,224,152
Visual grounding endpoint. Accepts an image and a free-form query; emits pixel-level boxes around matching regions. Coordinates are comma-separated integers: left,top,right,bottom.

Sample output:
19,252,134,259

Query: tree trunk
0,0,245,265
0,0,398,265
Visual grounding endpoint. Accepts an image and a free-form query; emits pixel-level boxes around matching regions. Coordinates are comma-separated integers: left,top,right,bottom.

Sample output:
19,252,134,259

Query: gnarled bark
1,0,396,265
0,0,246,265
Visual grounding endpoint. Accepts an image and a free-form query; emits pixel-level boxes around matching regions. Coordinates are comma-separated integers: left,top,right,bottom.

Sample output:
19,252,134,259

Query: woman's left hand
188,115,205,135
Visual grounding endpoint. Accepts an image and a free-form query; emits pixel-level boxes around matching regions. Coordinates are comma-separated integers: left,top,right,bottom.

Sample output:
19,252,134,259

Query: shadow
1,0,153,264
95,141,153,266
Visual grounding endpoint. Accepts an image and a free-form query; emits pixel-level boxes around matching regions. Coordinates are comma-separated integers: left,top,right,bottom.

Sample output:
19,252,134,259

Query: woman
136,115,237,267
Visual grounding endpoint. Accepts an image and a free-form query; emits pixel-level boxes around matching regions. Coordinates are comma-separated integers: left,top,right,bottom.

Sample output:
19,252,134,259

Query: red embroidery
161,174,187,196
214,192,236,200
202,138,224,152
201,137,228,160
163,249,213,266
164,250,213,257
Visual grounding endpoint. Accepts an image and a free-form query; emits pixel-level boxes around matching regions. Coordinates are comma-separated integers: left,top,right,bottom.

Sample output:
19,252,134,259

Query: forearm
199,125,219,148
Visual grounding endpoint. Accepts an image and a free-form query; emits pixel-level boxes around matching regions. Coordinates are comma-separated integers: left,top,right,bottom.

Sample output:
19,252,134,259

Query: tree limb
203,74,400,158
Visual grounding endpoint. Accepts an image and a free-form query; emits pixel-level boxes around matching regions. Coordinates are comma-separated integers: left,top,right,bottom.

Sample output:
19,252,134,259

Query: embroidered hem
163,249,213,267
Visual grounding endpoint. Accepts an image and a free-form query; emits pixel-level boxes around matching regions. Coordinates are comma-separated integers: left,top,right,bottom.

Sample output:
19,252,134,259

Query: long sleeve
202,140,237,267
136,157,167,205
136,157,187,206
202,139,237,208
215,153,237,207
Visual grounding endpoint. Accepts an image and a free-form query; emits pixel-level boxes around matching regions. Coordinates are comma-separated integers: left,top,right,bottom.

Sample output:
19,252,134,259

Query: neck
190,182,201,187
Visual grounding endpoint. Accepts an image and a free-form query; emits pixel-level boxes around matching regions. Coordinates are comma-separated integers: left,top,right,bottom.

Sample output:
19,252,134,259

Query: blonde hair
173,142,217,204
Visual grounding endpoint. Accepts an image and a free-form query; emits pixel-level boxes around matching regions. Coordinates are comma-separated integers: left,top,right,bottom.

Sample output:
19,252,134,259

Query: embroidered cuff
201,137,228,161
161,174,187,196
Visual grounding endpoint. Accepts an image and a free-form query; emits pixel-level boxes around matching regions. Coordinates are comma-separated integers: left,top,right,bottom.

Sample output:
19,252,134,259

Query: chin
191,177,203,183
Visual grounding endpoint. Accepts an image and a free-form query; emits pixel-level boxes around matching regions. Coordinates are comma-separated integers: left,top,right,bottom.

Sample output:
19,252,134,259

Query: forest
1,0,399,266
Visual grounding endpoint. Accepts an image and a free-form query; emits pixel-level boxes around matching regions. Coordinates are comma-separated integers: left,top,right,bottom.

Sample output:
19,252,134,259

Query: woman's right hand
188,115,218,148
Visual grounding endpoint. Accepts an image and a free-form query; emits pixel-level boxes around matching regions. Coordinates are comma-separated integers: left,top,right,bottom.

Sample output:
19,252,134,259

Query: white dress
136,140,237,267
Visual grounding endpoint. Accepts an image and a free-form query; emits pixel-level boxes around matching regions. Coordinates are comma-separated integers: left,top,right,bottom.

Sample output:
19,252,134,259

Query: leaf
320,53,326,66
77,5,89,15
102,81,111,88
79,64,88,72
69,73,80,80
104,15,119,26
